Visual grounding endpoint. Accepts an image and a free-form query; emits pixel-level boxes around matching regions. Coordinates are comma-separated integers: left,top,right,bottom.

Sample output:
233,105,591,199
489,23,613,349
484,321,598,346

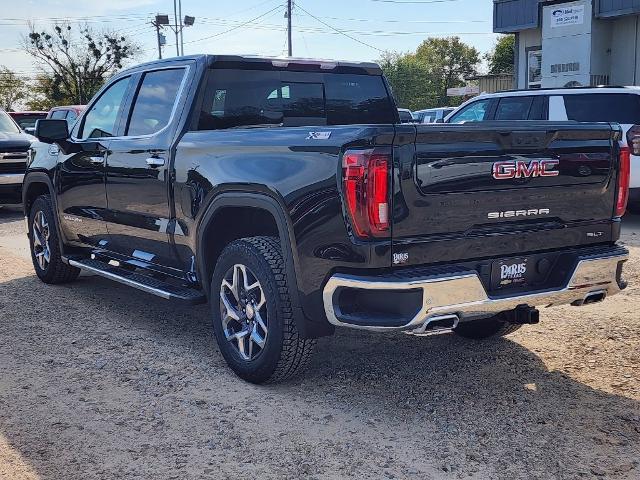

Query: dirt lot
0,206,638,480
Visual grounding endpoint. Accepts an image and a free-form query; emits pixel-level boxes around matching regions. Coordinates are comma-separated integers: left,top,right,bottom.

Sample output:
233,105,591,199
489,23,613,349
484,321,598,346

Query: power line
295,3,384,52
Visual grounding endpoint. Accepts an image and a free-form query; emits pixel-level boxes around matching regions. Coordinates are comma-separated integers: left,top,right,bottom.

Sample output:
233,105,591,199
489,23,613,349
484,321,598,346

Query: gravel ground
0,205,638,480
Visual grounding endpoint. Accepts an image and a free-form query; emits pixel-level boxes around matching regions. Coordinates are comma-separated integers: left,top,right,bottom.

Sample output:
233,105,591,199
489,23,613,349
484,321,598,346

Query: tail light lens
616,146,631,217
342,148,391,238
626,125,640,156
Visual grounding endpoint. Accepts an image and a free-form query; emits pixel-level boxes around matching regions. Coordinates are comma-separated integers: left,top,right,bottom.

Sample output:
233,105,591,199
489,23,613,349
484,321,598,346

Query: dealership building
493,0,640,88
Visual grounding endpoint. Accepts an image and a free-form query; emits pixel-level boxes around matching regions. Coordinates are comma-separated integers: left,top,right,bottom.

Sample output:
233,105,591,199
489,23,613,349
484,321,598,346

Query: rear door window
563,94,640,124
127,68,185,136
495,96,534,120
528,96,547,120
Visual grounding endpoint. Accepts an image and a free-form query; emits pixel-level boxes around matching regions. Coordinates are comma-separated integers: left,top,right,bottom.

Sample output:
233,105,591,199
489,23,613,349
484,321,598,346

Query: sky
0,0,499,81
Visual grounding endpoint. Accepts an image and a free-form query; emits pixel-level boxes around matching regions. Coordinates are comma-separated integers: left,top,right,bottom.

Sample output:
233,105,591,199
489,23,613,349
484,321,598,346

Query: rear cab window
197,69,396,130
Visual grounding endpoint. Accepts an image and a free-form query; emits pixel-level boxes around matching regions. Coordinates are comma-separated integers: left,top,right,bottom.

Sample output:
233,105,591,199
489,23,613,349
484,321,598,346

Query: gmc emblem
492,160,560,180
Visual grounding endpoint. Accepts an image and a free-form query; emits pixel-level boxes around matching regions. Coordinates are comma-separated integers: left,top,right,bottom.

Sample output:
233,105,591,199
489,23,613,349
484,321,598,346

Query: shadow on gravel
0,206,23,226
0,273,638,479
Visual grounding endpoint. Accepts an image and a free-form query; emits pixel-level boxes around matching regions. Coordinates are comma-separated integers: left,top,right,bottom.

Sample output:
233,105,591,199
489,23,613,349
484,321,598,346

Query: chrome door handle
89,155,105,165
146,157,165,168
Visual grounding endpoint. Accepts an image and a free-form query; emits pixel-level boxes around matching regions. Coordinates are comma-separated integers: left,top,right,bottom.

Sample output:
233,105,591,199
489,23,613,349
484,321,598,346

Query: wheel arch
196,192,303,310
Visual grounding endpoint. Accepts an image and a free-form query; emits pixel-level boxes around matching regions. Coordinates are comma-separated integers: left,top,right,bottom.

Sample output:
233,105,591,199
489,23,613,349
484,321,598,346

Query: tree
25,73,65,111
380,37,480,110
23,23,140,105
0,67,27,111
485,35,515,74
413,37,480,107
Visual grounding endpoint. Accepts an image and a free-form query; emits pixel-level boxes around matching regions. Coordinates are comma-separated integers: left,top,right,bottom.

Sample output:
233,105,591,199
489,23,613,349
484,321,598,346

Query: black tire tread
29,195,80,284
243,236,316,383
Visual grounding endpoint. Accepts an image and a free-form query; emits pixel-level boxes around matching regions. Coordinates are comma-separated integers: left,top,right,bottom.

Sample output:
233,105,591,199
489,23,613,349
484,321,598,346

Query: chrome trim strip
0,173,24,185
68,259,172,300
322,250,628,332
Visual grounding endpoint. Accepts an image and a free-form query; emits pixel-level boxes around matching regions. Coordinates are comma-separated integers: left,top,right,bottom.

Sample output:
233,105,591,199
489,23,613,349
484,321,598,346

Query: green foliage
24,23,140,106
0,66,27,110
380,37,480,110
485,35,515,74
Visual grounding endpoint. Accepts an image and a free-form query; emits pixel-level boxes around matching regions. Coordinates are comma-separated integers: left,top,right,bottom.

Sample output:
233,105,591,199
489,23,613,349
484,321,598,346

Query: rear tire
210,236,316,384
454,314,522,340
28,195,80,284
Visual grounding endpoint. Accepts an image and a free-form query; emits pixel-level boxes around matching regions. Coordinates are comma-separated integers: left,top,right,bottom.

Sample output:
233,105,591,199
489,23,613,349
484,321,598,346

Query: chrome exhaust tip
409,314,460,336
572,290,607,306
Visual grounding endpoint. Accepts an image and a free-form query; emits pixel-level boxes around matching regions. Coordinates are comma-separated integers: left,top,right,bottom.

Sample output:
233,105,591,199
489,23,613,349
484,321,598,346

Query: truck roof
122,54,383,76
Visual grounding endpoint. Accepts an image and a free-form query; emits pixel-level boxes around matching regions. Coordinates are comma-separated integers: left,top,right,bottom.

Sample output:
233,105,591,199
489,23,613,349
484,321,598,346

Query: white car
414,107,455,124
445,87,640,212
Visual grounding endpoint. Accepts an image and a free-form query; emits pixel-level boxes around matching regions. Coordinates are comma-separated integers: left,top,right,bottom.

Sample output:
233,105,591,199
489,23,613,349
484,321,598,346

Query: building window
527,48,542,89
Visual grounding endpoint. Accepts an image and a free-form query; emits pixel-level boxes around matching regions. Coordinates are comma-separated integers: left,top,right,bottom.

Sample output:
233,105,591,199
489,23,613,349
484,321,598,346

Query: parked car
397,108,414,123
413,107,455,124
8,111,47,135
0,110,33,204
46,105,85,128
445,87,640,211
26,55,629,383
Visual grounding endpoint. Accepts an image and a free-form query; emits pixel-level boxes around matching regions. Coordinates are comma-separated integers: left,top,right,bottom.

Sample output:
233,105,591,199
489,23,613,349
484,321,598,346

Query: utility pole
173,0,180,56
152,20,163,59
287,0,293,57
178,0,184,56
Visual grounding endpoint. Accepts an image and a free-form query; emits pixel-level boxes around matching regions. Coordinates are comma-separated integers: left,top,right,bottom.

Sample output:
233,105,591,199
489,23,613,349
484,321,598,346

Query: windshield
0,111,20,133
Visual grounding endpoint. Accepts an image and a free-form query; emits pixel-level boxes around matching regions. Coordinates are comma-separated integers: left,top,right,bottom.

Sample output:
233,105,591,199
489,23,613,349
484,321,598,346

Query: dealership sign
551,5,585,28
447,86,480,97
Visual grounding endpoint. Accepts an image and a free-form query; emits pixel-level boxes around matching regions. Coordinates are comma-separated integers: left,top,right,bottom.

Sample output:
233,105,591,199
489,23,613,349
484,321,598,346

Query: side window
50,110,67,120
127,68,185,136
495,97,534,120
80,77,130,139
528,96,547,120
448,100,491,123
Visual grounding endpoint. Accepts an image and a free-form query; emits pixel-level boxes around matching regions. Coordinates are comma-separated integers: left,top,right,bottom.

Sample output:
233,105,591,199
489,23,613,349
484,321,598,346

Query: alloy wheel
219,264,268,361
32,210,51,271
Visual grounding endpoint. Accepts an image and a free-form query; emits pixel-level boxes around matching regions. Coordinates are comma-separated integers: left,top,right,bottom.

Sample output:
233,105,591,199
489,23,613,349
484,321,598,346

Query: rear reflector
616,146,631,217
342,148,391,238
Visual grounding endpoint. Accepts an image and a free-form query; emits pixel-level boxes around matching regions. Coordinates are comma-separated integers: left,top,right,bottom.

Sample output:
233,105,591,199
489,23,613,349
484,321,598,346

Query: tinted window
398,110,413,123
495,97,534,120
50,110,67,120
0,111,19,133
528,96,547,120
448,99,491,123
127,69,185,136
564,94,640,124
325,75,395,124
81,78,130,139
198,69,395,130
13,115,44,130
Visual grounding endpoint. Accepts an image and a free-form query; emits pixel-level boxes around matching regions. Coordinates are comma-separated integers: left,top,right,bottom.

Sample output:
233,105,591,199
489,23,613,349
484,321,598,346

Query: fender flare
195,191,303,310
21,172,68,256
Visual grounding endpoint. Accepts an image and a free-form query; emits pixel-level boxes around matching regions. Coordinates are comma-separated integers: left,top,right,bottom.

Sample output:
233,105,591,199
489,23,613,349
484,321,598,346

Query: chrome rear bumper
322,246,629,332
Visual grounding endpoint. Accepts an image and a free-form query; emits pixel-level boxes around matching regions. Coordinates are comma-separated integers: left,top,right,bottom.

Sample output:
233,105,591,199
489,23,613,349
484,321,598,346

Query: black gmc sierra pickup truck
25,55,629,383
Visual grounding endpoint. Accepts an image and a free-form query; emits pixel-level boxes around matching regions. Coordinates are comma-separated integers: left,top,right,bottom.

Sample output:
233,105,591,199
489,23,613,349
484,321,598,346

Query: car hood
0,131,33,150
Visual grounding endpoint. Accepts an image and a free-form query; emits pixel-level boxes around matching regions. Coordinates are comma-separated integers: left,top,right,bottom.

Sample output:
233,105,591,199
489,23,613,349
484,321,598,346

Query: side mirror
34,119,69,144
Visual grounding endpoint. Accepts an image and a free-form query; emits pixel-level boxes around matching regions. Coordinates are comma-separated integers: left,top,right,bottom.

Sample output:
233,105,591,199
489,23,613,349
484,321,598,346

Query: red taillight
342,149,390,238
616,146,631,217
626,125,640,156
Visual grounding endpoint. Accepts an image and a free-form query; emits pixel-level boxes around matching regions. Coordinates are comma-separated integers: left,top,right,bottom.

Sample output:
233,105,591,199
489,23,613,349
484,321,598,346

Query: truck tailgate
392,122,621,268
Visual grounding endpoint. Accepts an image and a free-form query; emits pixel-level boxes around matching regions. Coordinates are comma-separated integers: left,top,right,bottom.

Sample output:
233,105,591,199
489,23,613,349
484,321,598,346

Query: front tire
454,314,522,340
210,236,316,384
28,195,80,284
